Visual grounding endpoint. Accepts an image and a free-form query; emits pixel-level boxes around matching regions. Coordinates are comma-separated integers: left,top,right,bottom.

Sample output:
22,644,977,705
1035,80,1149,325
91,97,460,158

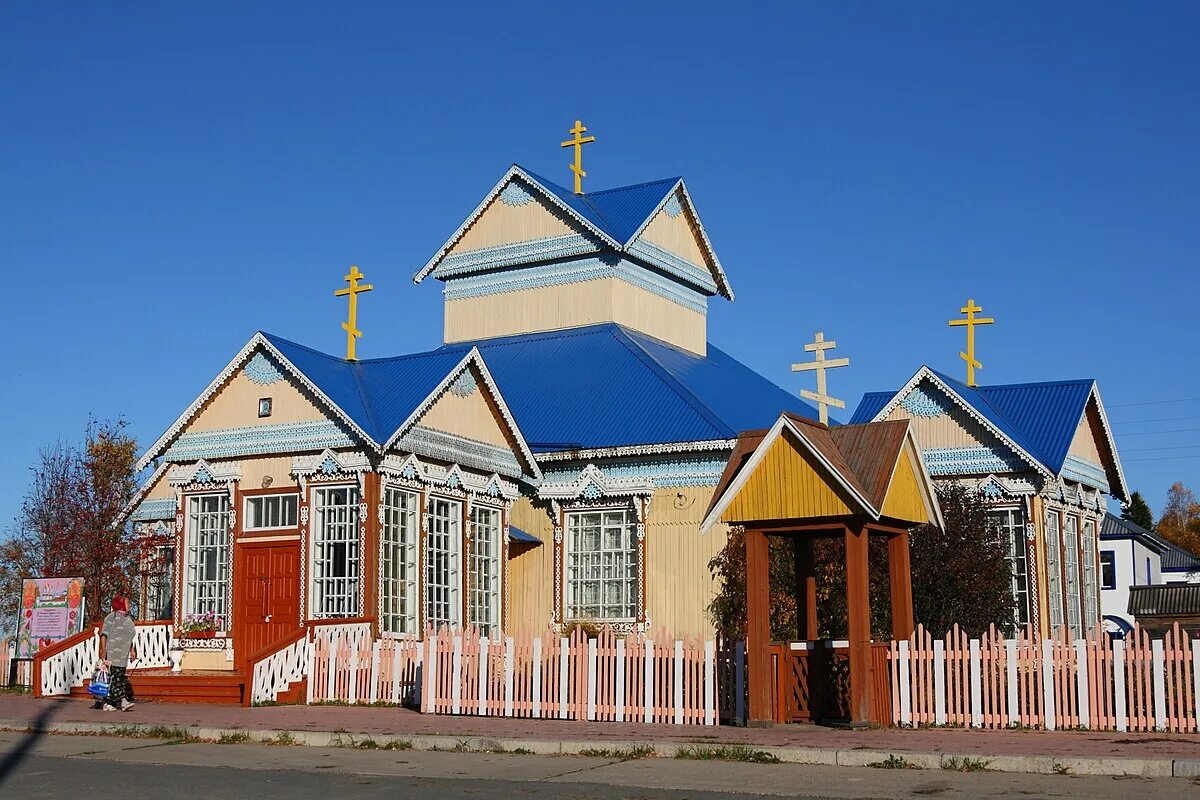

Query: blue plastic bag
88,666,110,699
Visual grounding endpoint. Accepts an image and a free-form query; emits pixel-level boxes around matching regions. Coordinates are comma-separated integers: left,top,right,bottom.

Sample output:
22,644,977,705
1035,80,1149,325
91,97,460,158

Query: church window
244,494,298,530
988,507,1029,628
1044,511,1064,633
184,494,229,624
565,508,638,621
311,486,360,618
1063,515,1082,637
1081,519,1099,632
469,505,501,636
1100,551,1116,590
426,496,461,628
380,486,418,635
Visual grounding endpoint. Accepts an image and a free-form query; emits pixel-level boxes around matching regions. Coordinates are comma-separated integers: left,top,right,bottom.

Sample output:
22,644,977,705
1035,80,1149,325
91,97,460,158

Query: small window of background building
1100,551,1116,591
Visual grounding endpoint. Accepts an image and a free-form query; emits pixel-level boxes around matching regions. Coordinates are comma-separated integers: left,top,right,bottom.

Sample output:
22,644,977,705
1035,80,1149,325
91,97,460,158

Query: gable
409,364,515,450
884,381,1027,476
634,192,710,271
722,429,855,523
446,177,593,258
880,446,930,524
1067,406,1103,463
163,350,357,462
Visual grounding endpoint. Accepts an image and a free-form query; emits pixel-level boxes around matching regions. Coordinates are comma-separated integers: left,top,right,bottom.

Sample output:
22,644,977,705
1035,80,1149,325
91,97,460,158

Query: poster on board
14,577,86,658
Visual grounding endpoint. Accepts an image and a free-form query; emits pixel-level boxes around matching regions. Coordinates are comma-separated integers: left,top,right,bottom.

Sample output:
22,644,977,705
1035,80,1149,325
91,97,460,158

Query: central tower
413,165,732,356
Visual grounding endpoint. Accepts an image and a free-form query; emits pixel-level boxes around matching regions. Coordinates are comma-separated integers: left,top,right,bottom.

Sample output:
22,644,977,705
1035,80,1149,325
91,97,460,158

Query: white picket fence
37,622,174,696
306,633,424,705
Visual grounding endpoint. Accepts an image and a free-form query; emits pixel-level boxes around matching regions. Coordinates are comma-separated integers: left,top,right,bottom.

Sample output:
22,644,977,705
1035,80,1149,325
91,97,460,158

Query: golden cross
560,119,596,195
791,331,850,426
948,297,995,387
334,265,373,361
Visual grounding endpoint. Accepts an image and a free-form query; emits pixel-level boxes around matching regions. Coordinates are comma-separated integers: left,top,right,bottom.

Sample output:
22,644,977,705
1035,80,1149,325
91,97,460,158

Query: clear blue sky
2,3,1198,524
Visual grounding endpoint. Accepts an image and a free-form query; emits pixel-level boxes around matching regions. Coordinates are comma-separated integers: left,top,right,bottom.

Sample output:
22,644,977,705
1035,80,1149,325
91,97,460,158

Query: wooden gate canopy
701,413,943,726
701,413,942,533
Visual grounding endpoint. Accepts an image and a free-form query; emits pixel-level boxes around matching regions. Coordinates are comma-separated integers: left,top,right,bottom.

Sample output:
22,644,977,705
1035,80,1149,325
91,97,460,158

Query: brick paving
2,693,1198,762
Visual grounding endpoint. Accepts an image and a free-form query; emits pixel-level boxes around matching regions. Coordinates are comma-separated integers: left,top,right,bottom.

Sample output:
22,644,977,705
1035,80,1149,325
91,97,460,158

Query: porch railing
33,621,174,697
248,627,311,706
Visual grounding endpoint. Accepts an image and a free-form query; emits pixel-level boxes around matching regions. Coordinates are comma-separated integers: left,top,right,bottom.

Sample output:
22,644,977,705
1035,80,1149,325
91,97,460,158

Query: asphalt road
1,730,1198,799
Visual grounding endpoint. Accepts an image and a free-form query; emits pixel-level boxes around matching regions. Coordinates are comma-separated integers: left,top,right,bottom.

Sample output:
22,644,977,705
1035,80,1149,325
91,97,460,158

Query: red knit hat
111,596,129,613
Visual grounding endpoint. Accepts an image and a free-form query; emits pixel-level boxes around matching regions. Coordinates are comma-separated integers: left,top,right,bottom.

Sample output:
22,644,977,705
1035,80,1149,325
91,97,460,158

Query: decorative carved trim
291,449,371,480
921,446,1026,476
538,463,655,502
243,352,285,385
165,420,356,462
534,439,735,463
662,193,683,218
498,179,535,206
540,454,727,489
1061,455,1111,493
168,459,242,486
625,238,717,294
130,498,177,522
900,386,949,418
436,233,600,279
396,426,524,480
442,254,709,314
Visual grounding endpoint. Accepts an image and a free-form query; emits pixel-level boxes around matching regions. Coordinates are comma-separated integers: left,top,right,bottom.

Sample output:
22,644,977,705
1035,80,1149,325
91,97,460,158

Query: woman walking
98,596,137,711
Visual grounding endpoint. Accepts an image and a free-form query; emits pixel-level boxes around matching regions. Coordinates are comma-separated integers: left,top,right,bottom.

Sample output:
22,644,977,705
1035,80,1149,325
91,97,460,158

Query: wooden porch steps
70,668,247,705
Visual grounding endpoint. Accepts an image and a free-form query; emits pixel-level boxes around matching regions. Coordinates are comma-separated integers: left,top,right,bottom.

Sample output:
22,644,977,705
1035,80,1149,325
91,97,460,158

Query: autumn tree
1157,482,1200,557
1121,490,1155,531
2,419,141,624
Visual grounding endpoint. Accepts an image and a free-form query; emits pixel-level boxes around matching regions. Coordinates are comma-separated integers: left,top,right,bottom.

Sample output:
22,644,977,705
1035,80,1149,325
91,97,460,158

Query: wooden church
122,134,857,671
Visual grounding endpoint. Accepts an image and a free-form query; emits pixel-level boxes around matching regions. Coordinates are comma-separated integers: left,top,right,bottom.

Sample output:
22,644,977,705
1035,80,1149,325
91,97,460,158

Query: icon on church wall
258,397,273,418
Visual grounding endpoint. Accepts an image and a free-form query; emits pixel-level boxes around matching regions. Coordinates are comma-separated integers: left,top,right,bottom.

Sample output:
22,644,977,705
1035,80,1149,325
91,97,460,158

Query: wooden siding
505,497,556,633
143,468,174,500
415,367,516,449
887,398,1000,452
448,192,578,255
444,277,707,355
880,448,929,524
1067,407,1104,464
722,430,855,524
187,368,327,433
645,486,727,640
637,199,710,270
237,456,299,495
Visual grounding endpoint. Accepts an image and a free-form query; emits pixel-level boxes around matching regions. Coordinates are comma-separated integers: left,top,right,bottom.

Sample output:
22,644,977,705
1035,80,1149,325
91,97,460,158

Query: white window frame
425,495,462,629
988,506,1030,628
380,485,419,636
1044,510,1064,633
184,493,230,626
1081,518,1099,632
564,506,639,622
310,485,361,619
1063,515,1082,637
243,493,299,531
469,504,502,637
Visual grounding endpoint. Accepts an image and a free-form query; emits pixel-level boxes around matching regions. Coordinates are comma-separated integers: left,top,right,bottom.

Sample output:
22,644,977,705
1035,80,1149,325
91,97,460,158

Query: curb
0,718,1190,779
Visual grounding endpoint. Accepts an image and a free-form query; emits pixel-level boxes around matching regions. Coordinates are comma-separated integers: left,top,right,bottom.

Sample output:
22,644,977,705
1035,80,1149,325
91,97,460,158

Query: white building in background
1099,512,1200,633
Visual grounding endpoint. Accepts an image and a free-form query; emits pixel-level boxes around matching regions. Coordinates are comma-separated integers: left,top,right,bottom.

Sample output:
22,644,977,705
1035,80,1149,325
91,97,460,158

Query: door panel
236,542,300,668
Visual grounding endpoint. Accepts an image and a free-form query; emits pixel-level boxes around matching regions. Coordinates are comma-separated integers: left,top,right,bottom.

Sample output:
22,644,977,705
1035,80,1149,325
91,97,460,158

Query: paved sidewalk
2,693,1198,778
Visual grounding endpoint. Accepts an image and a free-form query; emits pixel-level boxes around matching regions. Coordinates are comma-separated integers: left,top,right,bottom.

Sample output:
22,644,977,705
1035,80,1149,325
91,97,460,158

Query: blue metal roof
848,392,892,424
508,525,542,544
850,369,1097,474
264,324,818,457
439,324,819,452
520,167,679,245
262,332,465,443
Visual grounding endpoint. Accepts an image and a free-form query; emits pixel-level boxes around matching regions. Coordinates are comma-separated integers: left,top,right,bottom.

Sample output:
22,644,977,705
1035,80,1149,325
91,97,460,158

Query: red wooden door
235,542,300,668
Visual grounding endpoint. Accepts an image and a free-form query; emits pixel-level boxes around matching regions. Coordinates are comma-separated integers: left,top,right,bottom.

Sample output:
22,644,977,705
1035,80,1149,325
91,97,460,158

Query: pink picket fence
890,623,1200,732
307,633,424,705
420,626,719,725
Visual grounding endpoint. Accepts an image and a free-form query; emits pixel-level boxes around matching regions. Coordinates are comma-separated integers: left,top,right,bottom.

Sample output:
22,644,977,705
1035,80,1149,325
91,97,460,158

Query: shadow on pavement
0,698,67,788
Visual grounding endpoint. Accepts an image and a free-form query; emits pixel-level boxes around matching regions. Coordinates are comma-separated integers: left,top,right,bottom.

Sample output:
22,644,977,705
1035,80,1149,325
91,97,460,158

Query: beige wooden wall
444,277,706,355
505,486,727,640
189,369,326,432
